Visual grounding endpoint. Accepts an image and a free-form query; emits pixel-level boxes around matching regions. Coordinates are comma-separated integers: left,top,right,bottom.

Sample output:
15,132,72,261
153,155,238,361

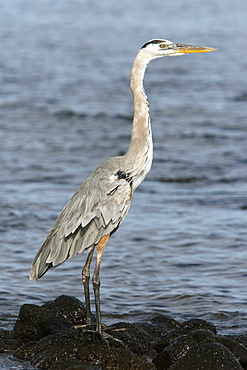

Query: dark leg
92,234,110,333
82,246,95,325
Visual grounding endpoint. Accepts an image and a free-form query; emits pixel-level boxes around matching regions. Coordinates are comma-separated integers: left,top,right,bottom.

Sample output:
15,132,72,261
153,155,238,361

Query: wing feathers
30,163,132,281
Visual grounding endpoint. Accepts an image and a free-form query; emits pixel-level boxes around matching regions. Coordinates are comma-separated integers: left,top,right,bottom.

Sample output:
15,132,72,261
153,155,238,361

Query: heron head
141,39,216,60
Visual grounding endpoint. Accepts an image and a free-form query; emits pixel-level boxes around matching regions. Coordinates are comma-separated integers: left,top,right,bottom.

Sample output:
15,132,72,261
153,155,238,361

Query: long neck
124,50,153,191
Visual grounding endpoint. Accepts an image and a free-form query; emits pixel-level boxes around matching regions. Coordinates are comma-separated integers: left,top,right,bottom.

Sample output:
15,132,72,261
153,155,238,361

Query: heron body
30,39,215,333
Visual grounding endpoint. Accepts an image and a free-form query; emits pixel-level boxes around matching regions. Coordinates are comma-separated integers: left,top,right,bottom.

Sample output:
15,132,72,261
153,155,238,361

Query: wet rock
14,303,72,343
14,340,39,360
9,296,247,369
0,329,19,353
92,347,155,370
134,322,168,342
15,329,155,369
150,315,180,332
106,322,154,355
167,341,243,370
49,358,101,369
153,328,216,368
42,295,94,325
217,335,247,367
153,318,217,352
233,334,247,349
152,320,245,370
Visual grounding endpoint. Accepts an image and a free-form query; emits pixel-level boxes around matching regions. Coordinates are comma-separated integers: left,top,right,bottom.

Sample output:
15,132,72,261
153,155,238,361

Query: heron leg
82,246,95,325
92,234,110,333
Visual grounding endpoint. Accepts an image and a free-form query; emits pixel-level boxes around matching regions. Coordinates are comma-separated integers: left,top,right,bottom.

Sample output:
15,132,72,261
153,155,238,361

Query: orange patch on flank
97,234,110,253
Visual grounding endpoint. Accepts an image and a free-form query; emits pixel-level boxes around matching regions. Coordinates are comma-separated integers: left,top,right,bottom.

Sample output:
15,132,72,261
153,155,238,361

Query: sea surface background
0,0,247,364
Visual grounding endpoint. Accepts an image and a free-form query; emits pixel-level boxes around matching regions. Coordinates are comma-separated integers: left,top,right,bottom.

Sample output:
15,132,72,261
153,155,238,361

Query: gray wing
30,159,132,281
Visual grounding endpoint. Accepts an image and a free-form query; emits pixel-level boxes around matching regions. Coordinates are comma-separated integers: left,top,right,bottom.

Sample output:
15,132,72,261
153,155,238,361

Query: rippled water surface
1,0,247,356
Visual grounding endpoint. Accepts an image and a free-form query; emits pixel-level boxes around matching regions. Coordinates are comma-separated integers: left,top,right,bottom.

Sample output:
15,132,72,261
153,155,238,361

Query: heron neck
124,51,153,190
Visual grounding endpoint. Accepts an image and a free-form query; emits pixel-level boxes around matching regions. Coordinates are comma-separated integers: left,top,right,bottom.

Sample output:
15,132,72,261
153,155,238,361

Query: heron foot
98,330,126,349
74,324,126,348
73,323,105,330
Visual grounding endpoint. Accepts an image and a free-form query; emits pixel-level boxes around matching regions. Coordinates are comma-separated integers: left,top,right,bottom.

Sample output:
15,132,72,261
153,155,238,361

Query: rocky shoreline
1,295,247,369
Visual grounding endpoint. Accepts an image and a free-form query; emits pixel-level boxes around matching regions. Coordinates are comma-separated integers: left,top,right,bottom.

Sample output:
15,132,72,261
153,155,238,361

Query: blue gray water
1,0,247,355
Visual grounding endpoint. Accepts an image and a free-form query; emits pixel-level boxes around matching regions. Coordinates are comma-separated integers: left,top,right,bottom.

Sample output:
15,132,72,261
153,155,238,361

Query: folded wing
30,161,132,282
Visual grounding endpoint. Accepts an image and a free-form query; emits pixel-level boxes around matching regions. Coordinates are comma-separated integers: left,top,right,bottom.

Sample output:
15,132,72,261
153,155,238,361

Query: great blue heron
30,39,215,334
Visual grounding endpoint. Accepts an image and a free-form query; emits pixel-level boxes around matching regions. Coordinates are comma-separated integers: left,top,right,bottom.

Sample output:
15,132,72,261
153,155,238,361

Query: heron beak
174,44,216,54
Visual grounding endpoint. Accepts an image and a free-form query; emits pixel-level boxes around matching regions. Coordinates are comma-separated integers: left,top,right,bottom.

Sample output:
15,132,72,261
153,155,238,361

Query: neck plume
124,50,153,191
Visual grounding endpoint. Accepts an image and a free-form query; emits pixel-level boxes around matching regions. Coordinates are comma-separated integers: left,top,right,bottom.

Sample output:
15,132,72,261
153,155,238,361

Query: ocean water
1,0,247,357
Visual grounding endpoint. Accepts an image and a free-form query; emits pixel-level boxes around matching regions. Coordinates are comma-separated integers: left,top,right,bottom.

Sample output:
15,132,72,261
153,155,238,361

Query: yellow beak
174,44,216,54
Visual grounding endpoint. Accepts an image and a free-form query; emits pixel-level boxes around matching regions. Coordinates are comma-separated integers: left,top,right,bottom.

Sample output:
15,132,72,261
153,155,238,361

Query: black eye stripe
141,39,166,49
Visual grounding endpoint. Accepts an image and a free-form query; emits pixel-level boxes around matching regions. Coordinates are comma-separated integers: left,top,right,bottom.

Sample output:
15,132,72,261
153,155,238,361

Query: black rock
9,296,247,370
150,315,180,332
0,329,20,353
42,295,94,325
104,322,155,356
15,329,155,369
167,341,243,370
153,328,216,368
153,318,217,352
217,335,247,367
13,303,72,343
49,358,102,369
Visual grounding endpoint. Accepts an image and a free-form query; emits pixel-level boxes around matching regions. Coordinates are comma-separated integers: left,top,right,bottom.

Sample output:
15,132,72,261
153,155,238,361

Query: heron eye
160,43,166,49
